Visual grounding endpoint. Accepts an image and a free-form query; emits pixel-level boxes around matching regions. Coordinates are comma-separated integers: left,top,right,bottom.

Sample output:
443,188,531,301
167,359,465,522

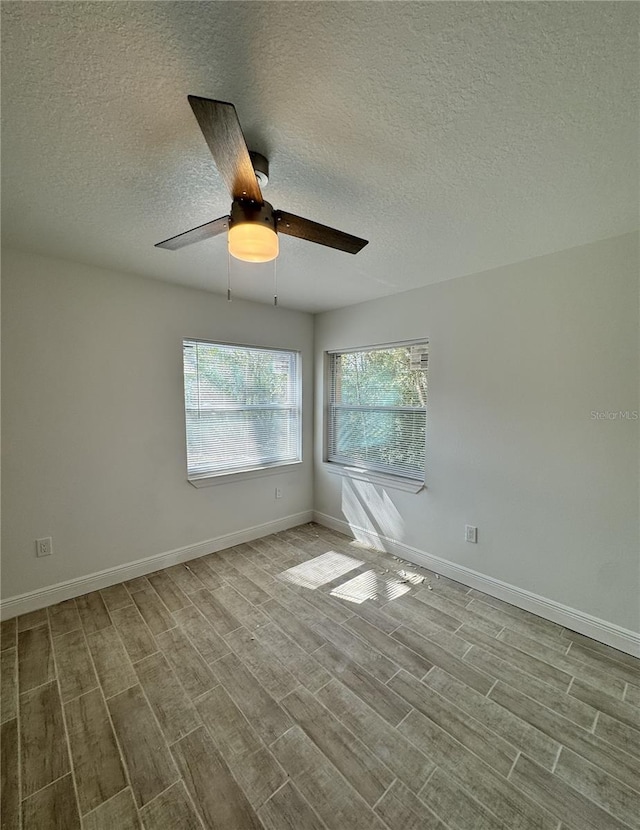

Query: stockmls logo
590,410,639,420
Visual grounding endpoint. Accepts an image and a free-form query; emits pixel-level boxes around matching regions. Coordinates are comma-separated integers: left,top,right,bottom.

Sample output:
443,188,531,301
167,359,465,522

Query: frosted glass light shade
228,222,279,262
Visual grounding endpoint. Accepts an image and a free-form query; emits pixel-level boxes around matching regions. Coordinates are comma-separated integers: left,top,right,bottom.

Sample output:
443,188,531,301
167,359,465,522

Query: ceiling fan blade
188,96,263,203
155,215,230,250
275,211,368,254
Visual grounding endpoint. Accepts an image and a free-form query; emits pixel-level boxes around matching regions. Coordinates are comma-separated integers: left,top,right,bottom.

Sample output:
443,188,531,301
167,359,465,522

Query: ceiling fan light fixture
228,221,279,263
154,97,369,263
228,199,279,263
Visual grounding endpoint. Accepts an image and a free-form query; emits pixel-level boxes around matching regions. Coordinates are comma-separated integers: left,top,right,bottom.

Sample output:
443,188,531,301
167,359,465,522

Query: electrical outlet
275,487,283,499
465,525,478,544
36,537,53,557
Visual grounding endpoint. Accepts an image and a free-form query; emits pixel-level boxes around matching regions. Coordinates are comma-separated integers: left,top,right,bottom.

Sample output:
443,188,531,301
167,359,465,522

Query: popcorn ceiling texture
1,1,637,311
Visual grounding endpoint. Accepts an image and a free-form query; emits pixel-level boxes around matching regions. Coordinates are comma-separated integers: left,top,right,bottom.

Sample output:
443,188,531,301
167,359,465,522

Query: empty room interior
1,2,639,829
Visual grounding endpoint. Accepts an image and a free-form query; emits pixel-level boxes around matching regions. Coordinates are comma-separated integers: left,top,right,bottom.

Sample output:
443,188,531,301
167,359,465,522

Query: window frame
324,339,428,492
183,338,303,487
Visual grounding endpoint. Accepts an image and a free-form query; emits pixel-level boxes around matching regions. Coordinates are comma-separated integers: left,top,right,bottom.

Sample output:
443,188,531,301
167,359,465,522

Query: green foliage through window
183,341,301,478
327,343,427,479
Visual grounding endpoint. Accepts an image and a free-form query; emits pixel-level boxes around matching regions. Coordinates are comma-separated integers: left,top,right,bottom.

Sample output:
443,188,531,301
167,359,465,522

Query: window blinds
183,340,301,479
327,343,427,480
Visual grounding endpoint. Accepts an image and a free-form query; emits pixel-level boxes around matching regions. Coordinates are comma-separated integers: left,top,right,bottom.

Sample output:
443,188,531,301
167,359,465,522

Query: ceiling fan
155,96,368,262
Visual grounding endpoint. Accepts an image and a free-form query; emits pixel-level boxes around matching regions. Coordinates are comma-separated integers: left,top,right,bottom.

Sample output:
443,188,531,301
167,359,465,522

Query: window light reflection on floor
330,569,412,605
279,551,363,590
396,569,427,586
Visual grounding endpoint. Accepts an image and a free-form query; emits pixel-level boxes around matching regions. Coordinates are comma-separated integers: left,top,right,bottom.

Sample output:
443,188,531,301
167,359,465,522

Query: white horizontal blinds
328,343,428,480
183,340,301,478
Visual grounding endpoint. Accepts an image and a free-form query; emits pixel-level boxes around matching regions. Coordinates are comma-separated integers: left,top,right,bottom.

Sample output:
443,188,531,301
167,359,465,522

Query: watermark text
590,410,638,420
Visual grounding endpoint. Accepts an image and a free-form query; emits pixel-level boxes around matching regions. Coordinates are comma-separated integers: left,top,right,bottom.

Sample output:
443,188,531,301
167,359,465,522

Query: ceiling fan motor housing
230,199,277,233
249,151,269,188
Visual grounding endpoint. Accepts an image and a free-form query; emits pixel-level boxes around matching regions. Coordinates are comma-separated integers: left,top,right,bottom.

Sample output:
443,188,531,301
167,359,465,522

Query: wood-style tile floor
1,523,639,830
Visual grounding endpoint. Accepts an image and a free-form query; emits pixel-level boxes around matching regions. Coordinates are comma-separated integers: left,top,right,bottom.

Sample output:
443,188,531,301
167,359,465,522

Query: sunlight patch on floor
396,569,427,586
329,569,412,605
279,551,364,590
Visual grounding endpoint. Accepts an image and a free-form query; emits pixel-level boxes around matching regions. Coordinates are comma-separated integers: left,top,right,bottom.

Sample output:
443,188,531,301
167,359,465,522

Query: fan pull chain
227,244,232,302
273,256,278,307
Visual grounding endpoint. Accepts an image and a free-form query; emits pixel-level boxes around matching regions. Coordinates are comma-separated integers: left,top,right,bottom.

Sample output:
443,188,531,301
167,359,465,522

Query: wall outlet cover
36,537,53,557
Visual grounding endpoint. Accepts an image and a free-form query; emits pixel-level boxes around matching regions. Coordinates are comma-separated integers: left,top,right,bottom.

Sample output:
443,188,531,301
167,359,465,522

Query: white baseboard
313,511,640,658
0,511,314,620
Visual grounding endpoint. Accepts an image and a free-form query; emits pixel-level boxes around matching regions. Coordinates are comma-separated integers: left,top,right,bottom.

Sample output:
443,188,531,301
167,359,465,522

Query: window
183,340,301,482
327,342,428,482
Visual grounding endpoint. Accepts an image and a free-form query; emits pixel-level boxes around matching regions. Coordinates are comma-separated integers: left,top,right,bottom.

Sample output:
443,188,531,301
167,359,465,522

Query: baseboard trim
313,511,640,658
0,511,314,620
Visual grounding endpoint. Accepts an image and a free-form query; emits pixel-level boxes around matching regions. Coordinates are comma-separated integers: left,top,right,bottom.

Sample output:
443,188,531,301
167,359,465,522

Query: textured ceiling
1,2,638,312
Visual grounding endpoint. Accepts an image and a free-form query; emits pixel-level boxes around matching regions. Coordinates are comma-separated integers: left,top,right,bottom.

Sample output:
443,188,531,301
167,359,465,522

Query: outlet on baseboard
465,525,478,544
36,537,53,557
275,487,283,500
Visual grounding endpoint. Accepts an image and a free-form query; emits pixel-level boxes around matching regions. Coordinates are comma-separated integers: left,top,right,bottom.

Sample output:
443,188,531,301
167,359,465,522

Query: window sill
188,460,303,488
323,462,425,493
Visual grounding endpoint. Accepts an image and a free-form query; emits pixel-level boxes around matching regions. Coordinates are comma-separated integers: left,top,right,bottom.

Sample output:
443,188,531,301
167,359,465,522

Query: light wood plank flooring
1,523,639,829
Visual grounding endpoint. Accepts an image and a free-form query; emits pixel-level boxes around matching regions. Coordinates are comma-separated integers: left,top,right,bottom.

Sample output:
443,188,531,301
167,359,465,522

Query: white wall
1,248,314,601
314,233,640,632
